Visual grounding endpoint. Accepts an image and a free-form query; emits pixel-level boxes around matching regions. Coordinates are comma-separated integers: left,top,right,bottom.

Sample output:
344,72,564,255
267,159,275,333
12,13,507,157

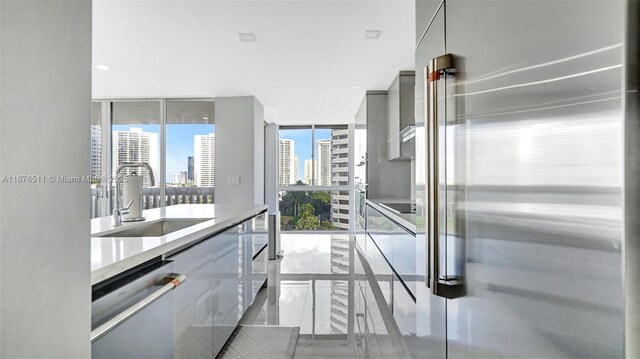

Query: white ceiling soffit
93,0,415,125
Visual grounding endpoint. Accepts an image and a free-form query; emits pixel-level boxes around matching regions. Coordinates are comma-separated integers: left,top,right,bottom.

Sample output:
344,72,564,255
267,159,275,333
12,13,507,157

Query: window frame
92,97,215,217
276,124,355,231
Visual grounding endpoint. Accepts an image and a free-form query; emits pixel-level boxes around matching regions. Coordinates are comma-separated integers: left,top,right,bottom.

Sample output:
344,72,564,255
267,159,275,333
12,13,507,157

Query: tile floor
240,233,359,358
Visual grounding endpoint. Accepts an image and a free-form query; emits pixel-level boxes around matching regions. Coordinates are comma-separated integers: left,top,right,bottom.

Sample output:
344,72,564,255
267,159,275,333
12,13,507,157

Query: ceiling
92,0,415,125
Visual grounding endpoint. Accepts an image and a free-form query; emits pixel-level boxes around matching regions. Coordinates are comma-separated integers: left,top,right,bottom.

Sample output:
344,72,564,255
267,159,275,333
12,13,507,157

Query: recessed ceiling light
94,64,111,71
239,33,257,42
325,109,334,113
350,85,362,90
364,30,382,40
272,85,283,90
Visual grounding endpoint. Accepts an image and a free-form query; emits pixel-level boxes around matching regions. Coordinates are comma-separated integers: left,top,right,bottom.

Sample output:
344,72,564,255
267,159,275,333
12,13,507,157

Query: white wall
0,1,92,357
214,96,265,205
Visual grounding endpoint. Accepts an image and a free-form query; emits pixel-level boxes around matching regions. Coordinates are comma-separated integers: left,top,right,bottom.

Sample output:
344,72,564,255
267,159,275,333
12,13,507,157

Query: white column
0,0,92,357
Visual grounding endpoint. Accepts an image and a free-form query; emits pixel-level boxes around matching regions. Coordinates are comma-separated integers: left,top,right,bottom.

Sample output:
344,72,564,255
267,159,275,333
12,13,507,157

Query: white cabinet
172,211,268,358
172,234,216,358
387,72,415,161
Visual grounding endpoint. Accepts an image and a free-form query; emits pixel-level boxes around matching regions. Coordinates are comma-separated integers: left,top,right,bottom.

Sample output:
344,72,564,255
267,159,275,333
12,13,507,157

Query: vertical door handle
425,54,465,299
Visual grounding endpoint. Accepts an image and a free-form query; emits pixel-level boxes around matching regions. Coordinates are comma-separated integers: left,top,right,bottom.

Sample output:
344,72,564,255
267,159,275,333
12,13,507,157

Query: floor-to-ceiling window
89,98,215,218
111,100,162,208
277,125,351,231
165,100,215,206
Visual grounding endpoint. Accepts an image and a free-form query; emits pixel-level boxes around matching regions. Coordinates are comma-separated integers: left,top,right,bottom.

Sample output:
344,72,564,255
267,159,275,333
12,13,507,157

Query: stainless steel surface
426,53,464,300
626,1,640,355
113,162,156,226
122,194,146,222
91,273,186,343
95,218,212,237
422,0,625,357
112,199,134,227
414,6,447,357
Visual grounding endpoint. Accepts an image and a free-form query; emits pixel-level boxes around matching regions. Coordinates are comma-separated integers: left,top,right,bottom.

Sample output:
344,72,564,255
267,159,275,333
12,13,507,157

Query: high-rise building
180,171,187,184
317,139,332,186
112,127,158,187
278,139,295,186
187,156,194,182
91,125,101,179
172,173,181,185
194,133,215,187
331,129,350,230
303,159,316,185
294,155,300,184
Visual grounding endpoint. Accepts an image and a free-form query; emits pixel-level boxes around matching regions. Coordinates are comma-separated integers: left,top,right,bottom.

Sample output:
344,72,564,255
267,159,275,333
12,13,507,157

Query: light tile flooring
240,233,358,358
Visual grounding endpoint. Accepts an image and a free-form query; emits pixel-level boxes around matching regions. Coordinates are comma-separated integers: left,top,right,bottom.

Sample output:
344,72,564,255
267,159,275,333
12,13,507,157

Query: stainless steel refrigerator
415,0,625,357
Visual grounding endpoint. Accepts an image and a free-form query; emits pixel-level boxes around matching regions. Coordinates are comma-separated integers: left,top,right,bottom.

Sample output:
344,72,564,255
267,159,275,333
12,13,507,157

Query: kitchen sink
96,218,213,238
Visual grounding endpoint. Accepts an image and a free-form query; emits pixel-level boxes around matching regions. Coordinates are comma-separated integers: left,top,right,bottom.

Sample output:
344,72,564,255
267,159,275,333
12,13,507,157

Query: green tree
295,203,320,230
280,190,307,217
309,191,331,222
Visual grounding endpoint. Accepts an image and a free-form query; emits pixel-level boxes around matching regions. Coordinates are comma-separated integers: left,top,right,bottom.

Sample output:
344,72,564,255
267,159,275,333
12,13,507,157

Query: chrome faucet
113,162,156,227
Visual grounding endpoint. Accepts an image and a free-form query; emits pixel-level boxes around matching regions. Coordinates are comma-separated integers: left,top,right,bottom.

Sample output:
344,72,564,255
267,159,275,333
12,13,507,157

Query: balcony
91,186,216,218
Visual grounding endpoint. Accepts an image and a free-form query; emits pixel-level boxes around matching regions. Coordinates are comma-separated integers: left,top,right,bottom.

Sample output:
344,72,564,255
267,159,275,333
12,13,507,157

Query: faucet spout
112,162,156,227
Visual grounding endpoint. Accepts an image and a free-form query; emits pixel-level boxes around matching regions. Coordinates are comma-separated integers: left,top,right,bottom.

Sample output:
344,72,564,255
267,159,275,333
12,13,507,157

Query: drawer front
364,233,393,309
366,203,416,298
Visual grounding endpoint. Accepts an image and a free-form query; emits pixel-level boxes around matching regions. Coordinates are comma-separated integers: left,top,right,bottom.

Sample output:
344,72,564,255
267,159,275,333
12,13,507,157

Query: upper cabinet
387,72,415,161
361,91,412,199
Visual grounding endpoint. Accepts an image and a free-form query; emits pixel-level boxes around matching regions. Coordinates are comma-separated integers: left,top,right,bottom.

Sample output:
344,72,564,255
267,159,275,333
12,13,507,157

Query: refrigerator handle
426,54,465,300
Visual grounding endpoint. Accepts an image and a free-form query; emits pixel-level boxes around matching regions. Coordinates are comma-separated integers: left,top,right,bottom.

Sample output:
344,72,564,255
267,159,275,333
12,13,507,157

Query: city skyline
278,128,335,183
112,124,214,183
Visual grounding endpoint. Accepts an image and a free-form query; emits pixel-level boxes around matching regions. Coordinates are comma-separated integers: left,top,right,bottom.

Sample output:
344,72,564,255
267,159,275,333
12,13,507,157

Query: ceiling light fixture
238,33,257,42
350,85,362,90
364,30,382,40
325,110,334,113
272,85,283,90
94,64,111,71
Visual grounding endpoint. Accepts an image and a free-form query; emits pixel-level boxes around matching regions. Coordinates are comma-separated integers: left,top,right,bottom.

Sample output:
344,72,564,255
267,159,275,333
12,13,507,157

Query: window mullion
311,125,315,186
160,99,167,207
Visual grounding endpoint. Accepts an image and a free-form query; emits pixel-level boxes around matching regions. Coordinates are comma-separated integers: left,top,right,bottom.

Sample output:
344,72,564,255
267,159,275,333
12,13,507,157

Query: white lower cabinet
171,212,268,358
356,230,415,358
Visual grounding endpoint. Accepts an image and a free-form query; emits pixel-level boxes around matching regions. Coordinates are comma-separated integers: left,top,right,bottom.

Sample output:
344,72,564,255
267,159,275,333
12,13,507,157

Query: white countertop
91,203,267,285
366,199,417,234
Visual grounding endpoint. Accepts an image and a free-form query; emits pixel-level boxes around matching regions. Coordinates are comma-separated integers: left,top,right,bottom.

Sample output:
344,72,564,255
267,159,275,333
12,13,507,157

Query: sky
113,124,215,182
279,128,332,181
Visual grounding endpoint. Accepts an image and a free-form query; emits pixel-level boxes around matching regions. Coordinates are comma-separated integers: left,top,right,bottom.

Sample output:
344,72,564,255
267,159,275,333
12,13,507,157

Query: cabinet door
392,274,417,358
444,0,624,357
247,211,269,304
414,5,447,359
238,213,268,315
172,238,215,358
212,224,242,355
366,204,417,297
